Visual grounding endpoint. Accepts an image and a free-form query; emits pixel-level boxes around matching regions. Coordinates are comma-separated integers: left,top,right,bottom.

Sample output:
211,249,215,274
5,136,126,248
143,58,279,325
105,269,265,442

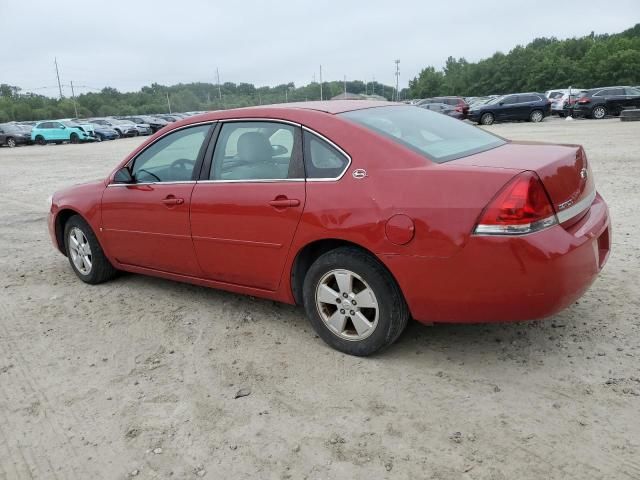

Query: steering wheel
168,158,195,180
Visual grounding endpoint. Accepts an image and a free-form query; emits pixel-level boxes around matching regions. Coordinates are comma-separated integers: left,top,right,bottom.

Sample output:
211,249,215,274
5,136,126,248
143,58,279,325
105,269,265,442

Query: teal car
31,120,94,145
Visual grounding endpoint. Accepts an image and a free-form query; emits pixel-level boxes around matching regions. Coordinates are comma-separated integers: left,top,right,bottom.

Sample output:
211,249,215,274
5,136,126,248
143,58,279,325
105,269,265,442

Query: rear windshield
340,105,505,163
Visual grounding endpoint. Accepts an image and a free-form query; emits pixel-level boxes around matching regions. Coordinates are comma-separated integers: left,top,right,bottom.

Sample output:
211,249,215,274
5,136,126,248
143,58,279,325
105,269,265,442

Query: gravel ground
0,117,639,480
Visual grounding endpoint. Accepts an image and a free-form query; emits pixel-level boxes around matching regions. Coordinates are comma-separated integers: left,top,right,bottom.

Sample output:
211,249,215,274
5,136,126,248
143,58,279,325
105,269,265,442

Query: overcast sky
1,0,638,96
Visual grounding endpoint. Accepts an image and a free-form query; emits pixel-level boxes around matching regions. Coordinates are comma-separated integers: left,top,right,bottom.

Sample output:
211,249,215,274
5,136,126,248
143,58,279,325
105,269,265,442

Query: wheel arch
54,208,82,255
289,238,403,306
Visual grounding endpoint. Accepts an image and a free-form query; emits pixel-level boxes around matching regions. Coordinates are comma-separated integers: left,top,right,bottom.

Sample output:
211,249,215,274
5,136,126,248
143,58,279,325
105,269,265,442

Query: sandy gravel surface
0,117,638,479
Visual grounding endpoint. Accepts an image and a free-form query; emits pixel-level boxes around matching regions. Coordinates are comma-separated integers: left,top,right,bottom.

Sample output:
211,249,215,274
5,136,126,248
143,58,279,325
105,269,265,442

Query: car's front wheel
70,133,79,144
35,135,46,145
6,137,16,148
592,105,607,119
302,247,409,356
480,112,494,125
64,215,117,284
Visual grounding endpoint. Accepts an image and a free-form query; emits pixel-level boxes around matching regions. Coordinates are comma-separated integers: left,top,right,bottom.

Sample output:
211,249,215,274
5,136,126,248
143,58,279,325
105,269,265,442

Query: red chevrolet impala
48,101,610,356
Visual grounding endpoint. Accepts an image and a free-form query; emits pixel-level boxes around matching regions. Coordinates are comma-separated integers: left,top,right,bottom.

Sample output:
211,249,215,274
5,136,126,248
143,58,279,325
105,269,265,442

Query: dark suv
467,93,550,125
417,96,469,118
572,86,640,119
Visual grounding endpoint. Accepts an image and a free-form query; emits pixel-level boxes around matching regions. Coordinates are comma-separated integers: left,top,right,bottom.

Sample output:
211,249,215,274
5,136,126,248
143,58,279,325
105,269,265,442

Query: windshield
340,105,505,163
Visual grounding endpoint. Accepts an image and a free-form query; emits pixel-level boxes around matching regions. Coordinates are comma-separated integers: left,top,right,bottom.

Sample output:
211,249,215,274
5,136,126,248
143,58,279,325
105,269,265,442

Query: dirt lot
0,117,639,480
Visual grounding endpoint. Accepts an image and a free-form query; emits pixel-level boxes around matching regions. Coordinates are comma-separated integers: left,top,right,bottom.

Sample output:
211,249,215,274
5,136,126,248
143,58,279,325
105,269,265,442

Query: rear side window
303,131,350,179
625,87,640,96
341,105,505,164
502,96,519,105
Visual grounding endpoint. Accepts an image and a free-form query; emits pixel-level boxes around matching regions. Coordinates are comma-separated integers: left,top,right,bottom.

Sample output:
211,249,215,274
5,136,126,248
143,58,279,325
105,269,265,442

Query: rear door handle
269,198,300,208
162,197,184,205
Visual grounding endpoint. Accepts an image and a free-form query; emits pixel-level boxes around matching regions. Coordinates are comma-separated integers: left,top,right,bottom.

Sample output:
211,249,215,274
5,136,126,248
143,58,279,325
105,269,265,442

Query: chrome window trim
302,126,352,182
196,178,305,184
107,181,196,187
218,117,301,127
556,187,596,223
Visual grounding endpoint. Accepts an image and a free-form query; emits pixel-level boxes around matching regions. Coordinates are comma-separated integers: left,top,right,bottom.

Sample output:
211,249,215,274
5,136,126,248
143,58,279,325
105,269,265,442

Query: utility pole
216,67,222,100
344,75,347,97
319,65,323,101
394,59,400,102
54,57,63,99
166,92,172,113
70,81,78,118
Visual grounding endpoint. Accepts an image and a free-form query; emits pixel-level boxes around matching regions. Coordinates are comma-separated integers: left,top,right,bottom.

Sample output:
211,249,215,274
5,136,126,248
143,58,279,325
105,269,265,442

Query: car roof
245,100,396,114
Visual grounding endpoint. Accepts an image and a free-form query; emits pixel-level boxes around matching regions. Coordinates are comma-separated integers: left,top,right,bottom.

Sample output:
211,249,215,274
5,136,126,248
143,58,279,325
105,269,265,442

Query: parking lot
0,117,639,479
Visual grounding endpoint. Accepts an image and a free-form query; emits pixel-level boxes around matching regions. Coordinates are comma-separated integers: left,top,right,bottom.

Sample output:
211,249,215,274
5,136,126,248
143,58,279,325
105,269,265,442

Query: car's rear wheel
35,135,46,145
6,137,16,148
480,112,494,125
529,110,544,123
592,105,607,119
70,133,79,144
64,215,117,284
302,247,409,356
133,130,140,137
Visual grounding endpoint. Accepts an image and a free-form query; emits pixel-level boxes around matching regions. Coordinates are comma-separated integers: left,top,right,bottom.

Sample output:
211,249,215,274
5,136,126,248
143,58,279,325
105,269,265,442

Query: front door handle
162,196,184,206
269,198,300,208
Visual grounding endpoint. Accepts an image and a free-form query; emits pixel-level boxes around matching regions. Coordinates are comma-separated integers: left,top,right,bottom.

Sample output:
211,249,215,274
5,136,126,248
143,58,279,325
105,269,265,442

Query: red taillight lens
474,172,558,235
578,98,591,104
455,106,463,112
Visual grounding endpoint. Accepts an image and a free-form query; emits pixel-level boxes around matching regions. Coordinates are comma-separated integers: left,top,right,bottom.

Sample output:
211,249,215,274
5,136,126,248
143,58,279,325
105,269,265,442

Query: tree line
409,23,640,98
1,23,638,122
0,80,395,123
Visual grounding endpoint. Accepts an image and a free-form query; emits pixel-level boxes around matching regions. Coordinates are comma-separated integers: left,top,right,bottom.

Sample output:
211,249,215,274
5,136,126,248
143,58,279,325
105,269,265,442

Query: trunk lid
452,141,594,224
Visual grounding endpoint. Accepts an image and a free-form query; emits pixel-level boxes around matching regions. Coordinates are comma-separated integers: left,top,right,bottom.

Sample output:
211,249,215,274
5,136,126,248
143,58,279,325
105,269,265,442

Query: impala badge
352,169,368,179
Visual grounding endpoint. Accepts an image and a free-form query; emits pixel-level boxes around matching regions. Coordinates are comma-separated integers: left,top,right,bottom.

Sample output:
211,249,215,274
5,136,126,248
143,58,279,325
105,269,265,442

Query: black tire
133,130,140,137
302,247,409,356
70,133,79,144
591,105,607,120
558,112,565,118
529,109,544,123
6,137,16,148
63,215,117,284
95,133,103,142
480,112,494,125
35,135,46,145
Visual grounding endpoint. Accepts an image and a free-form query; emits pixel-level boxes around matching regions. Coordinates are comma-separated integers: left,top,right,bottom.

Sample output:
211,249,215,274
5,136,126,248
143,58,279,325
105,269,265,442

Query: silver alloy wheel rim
69,227,92,275
315,269,379,341
594,107,605,119
531,111,543,122
7,138,16,147
482,114,493,125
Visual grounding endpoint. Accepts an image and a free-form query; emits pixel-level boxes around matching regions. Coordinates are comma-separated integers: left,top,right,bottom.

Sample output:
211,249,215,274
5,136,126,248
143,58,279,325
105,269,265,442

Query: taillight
578,98,591,104
474,171,558,235
455,106,463,112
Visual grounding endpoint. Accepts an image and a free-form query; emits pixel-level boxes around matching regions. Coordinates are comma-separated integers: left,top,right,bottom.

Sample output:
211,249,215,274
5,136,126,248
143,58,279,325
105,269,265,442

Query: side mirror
499,102,504,106
113,166,134,184
60,125,66,129
271,144,288,156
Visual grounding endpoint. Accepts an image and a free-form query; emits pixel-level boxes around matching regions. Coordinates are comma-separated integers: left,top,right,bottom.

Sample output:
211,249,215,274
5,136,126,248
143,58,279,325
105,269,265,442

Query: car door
624,87,640,109
101,123,213,275
190,120,306,291
601,88,624,114
496,95,518,120
49,121,65,141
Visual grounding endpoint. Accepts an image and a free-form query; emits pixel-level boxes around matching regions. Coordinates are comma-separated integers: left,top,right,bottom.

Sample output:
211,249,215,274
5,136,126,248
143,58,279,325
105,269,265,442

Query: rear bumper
383,193,611,324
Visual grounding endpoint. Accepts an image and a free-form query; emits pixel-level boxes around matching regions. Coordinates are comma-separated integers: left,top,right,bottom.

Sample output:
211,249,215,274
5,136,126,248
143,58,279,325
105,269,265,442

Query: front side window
211,122,298,180
131,124,210,183
303,131,349,179
341,105,505,163
502,96,519,105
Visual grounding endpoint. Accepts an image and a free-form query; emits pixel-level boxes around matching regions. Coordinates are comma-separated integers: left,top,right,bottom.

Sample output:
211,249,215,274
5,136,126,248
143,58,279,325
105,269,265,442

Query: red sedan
48,101,611,356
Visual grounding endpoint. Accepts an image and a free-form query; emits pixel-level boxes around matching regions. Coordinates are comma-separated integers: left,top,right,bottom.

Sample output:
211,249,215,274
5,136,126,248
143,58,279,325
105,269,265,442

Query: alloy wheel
531,110,543,122
315,269,379,341
7,138,16,148
593,106,606,119
68,227,92,275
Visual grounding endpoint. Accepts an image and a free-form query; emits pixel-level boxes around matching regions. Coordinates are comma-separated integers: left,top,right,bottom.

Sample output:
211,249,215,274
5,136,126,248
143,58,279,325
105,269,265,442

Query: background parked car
551,90,586,117
418,102,464,119
417,96,469,118
92,125,120,141
468,93,551,125
112,118,152,136
31,121,94,145
0,123,32,147
572,86,640,119
88,118,138,137
121,115,168,133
